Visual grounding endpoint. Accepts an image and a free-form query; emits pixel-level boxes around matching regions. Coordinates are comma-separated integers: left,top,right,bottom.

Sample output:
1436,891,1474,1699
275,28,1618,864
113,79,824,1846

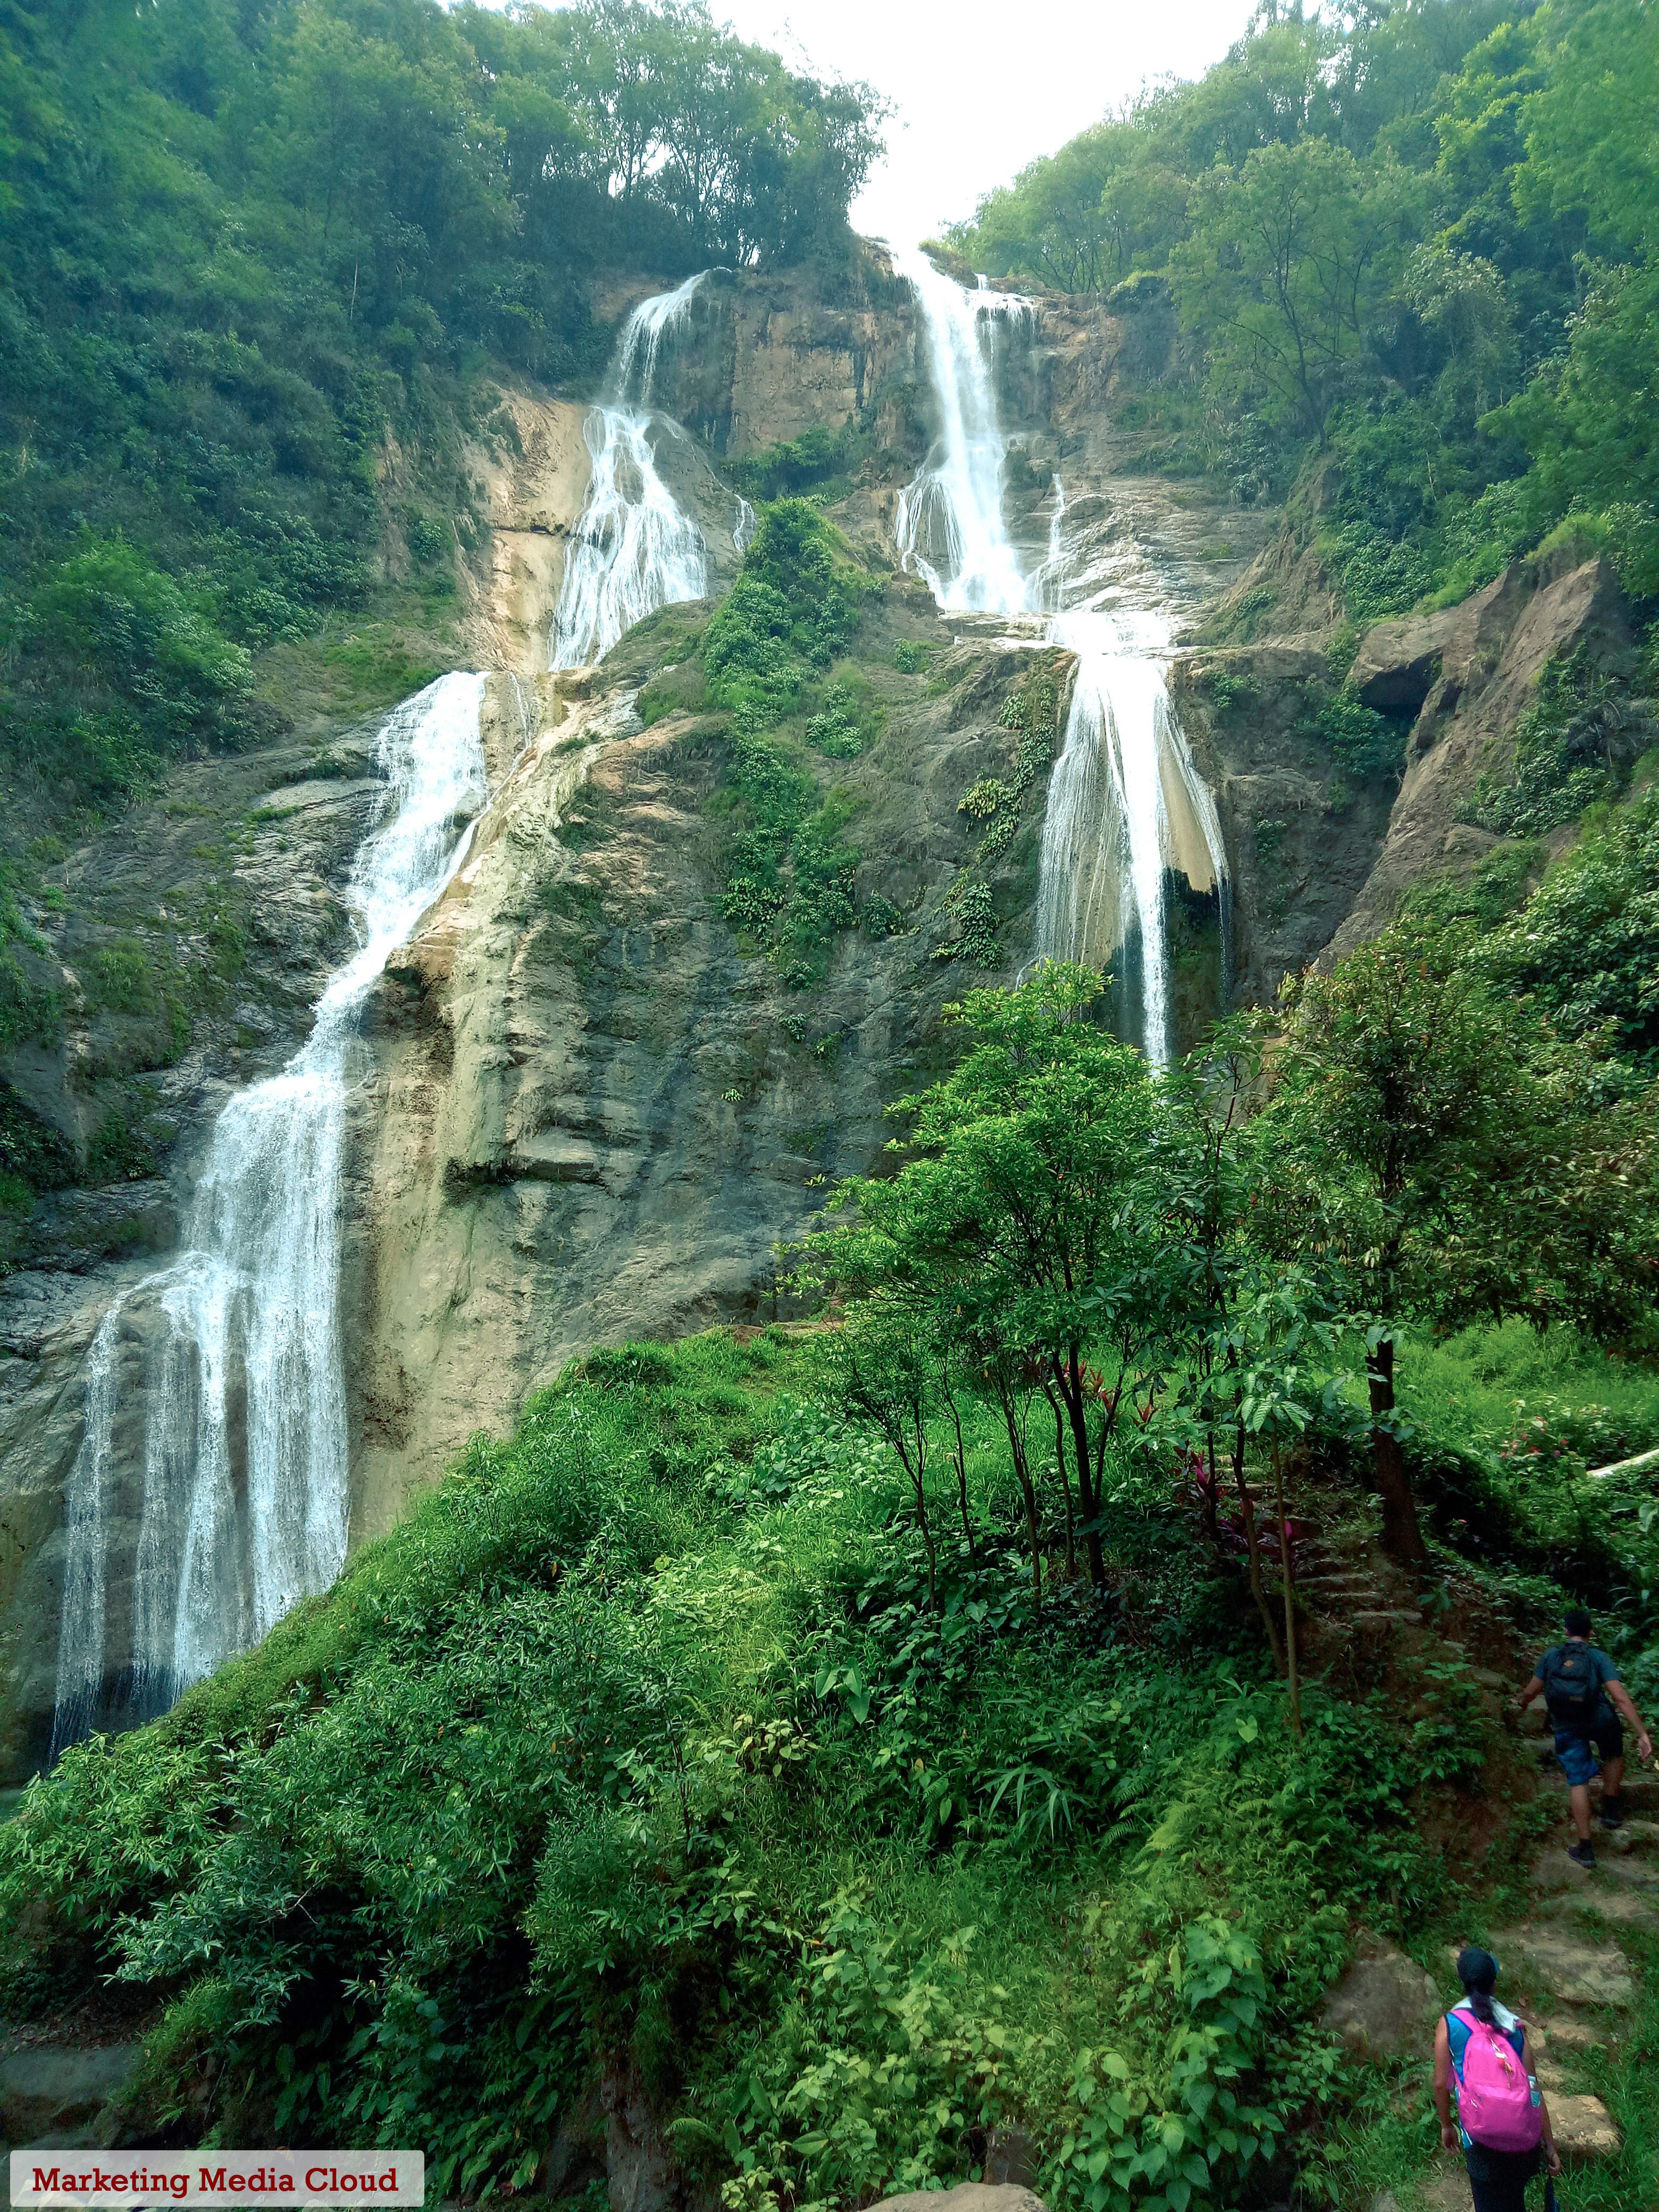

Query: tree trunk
945,1378,976,1568
1368,1335,1428,1564
1272,1440,1302,1740
1234,1428,1283,1666
894,1426,937,1613
1043,1382,1075,1574
1058,1351,1106,1591
997,1391,1042,1608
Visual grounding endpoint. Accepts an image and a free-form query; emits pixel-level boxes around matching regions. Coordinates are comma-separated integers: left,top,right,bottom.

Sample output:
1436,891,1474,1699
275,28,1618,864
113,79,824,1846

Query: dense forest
3,0,1659,2203
0,0,881,1021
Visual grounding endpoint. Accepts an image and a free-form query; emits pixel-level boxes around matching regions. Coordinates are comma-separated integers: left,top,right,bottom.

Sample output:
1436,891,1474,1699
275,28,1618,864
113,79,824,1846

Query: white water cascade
551,272,724,671
892,245,1032,615
51,674,489,1757
1034,612,1229,1064
893,251,1228,1064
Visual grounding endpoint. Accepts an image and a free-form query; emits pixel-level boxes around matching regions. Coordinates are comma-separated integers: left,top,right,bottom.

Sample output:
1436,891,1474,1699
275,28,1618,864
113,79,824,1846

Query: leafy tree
808,965,1161,1595
1481,788,1659,1073
1254,917,1659,1561
1172,139,1421,435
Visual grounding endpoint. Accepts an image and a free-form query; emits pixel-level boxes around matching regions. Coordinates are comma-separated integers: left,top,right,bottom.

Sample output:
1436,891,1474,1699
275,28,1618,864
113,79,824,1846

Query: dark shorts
1554,1712,1623,1787
1464,2141,1543,2211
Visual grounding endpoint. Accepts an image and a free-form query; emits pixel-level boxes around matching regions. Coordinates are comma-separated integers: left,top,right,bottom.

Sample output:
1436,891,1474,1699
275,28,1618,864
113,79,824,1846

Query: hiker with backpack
1434,1946,1560,2211
1512,1607,1654,1870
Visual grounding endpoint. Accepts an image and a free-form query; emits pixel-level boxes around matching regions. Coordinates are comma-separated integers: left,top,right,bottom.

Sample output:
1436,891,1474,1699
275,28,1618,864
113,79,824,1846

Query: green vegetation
696,501,884,984
6,946,1656,2199
949,0,1659,616
0,0,884,837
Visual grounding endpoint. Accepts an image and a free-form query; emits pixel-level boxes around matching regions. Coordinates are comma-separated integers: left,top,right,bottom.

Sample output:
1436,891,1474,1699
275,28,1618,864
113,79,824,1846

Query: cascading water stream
51,674,489,1757
892,251,1228,1064
551,272,727,671
892,245,1031,615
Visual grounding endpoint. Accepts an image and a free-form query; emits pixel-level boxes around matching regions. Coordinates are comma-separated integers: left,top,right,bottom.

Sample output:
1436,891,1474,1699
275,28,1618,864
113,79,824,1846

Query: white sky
716,0,1258,242
455,0,1260,246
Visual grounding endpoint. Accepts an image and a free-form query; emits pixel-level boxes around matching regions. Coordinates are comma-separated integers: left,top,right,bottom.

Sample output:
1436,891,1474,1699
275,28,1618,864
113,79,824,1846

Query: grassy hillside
3,1314,1655,2199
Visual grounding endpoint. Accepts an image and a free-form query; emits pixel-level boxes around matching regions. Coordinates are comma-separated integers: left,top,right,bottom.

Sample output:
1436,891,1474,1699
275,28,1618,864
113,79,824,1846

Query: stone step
1490,1925,1635,2009
1605,1817,1659,1855
1551,2092,1622,2163
1531,2015,1602,2055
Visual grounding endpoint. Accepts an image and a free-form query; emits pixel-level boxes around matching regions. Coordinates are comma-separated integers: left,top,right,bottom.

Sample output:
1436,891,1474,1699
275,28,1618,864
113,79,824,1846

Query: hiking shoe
1600,1796,1626,1828
1568,1839,1597,1869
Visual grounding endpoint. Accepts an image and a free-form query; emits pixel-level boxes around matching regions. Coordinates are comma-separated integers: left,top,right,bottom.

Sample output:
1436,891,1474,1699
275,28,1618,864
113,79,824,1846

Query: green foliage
1467,647,1654,835
893,640,936,674
1171,139,1422,436
705,506,875,982
805,684,870,760
950,0,1659,609
85,1110,160,1187
0,1080,74,1194
1481,788,1659,1070
728,420,875,502
959,777,1015,821
1304,690,1407,782
0,0,884,824
932,884,1000,968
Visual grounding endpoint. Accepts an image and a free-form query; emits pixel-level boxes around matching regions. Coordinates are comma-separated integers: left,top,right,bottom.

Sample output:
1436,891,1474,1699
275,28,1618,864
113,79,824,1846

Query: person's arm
1604,1677,1654,1764
1434,2017,1457,2151
1511,1673,1545,1714
1520,2030,1561,2175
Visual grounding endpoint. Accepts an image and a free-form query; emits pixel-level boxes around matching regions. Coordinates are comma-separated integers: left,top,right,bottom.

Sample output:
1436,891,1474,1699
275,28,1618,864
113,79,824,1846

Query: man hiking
1513,1607,1653,1869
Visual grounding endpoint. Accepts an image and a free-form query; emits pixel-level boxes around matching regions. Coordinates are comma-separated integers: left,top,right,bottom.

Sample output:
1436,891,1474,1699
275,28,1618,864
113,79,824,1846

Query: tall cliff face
338,597,1068,1533
2,253,1627,1781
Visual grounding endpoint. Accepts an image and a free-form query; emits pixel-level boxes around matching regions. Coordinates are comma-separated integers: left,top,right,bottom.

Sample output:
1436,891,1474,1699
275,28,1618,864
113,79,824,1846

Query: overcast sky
715,0,1258,242
457,0,1260,246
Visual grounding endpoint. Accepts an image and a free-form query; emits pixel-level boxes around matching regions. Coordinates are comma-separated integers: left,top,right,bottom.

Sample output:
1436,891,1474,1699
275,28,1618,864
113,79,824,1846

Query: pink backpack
1452,2005,1542,2153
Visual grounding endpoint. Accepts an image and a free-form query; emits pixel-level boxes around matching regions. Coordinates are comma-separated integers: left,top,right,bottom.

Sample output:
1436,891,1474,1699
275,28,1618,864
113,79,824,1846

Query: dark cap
1457,1946,1499,1993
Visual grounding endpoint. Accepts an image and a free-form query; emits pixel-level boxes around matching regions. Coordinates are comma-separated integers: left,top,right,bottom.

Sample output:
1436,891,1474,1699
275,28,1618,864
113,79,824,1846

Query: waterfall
891,244,1030,615
1035,614,1228,1066
551,272,728,672
893,249,1229,1063
51,674,488,1754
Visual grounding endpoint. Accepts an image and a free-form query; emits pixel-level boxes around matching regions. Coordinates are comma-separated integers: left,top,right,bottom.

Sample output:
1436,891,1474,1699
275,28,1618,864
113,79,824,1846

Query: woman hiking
1434,1946,1561,2211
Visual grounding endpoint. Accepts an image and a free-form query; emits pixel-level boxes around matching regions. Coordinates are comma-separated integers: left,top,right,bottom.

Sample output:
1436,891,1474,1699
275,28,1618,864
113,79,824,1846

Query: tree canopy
948,0,1659,609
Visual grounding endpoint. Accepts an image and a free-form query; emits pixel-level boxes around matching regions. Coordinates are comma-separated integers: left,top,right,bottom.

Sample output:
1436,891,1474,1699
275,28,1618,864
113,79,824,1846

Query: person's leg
1462,2148,1530,2212
1557,1731,1597,1857
1597,1716,1627,1822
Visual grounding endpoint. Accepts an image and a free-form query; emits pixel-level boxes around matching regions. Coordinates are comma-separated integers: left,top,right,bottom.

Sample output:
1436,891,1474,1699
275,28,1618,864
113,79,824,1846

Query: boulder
1492,1927,1635,2009
0,2042,140,2147
1346,606,1463,713
1532,2015,1602,2053
1322,553,1633,969
1321,1932,1444,2060
1549,2093,1621,2162
866,2192,1048,2212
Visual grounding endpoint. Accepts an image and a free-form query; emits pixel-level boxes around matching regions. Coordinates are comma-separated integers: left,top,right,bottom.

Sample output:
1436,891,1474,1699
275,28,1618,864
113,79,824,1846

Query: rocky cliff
1,254,1632,1780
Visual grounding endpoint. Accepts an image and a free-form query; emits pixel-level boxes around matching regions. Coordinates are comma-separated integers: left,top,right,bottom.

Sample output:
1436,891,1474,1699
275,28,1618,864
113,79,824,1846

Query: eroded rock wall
338,605,1062,1533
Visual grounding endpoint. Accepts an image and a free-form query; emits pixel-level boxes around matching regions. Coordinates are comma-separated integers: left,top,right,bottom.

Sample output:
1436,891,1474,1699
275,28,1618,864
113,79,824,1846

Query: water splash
550,410,709,672
551,273,733,672
892,245,1031,615
51,675,489,1752
615,269,724,407
1035,613,1227,1067
892,251,1229,1061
